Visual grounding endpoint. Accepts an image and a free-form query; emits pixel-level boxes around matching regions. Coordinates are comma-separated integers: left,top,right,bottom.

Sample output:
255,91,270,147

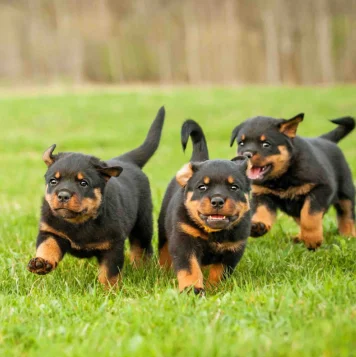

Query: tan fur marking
241,134,246,141
176,163,193,187
40,222,111,251
77,172,84,180
159,242,172,267
98,263,120,288
227,176,234,184
252,205,276,232
337,200,356,236
36,237,63,267
55,172,61,179
252,183,315,200
260,134,266,141
299,198,324,249
208,263,225,286
129,245,148,266
203,176,210,185
179,222,208,240
177,255,203,292
210,240,245,253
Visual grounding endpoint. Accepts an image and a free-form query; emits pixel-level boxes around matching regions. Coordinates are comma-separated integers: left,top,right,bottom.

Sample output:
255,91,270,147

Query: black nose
243,151,254,159
57,190,72,203
211,196,225,209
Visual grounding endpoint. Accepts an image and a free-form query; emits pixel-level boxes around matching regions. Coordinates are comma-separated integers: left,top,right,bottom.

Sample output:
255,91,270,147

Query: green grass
0,86,356,357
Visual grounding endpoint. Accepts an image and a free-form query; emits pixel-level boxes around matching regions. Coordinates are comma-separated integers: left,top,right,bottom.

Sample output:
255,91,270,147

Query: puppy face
42,145,122,224
230,114,304,182
176,157,251,231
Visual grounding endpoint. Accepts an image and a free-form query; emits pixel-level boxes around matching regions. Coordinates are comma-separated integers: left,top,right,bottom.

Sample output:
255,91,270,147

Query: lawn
0,86,355,357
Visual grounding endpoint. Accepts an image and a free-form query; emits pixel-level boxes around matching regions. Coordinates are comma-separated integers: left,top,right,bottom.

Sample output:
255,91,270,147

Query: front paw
250,222,269,237
27,257,54,275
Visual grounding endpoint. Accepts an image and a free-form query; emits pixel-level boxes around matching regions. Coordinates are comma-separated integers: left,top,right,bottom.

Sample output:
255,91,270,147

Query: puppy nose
243,151,254,159
211,196,225,209
57,190,72,203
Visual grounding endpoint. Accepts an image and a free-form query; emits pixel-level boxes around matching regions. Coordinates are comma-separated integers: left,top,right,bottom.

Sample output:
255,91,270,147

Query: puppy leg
335,199,356,236
129,208,154,266
250,195,277,237
299,192,329,249
170,234,204,295
158,209,172,268
97,242,125,288
27,233,68,275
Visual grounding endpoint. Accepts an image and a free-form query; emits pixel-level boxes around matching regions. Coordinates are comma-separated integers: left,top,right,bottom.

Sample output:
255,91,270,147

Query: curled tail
320,117,355,143
119,106,165,168
181,119,209,162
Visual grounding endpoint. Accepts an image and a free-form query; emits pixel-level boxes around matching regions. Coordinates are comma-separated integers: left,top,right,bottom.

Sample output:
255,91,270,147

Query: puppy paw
193,287,206,297
250,222,269,237
27,257,53,275
305,241,322,251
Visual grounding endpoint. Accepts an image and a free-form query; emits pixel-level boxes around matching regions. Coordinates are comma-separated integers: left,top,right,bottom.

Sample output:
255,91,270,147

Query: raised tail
320,117,355,143
119,106,165,168
181,119,209,162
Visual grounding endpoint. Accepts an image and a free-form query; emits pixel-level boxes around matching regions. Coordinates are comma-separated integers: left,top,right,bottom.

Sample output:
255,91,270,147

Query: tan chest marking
252,183,315,200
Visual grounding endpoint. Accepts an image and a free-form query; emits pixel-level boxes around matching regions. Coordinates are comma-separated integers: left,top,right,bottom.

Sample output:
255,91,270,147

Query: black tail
320,117,355,143
181,119,209,162
119,106,165,168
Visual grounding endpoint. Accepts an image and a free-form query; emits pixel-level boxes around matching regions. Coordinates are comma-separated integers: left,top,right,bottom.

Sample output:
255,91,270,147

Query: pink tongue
248,167,263,180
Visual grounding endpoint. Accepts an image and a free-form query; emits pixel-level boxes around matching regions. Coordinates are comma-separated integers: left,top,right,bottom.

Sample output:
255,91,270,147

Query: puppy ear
97,166,123,181
230,124,242,147
231,155,252,175
176,162,202,187
278,113,304,138
43,144,57,167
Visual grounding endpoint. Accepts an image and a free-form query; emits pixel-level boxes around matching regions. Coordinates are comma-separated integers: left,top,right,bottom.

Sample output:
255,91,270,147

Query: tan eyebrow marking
241,134,246,141
260,134,266,141
54,172,61,179
227,176,234,184
77,172,84,180
203,176,210,184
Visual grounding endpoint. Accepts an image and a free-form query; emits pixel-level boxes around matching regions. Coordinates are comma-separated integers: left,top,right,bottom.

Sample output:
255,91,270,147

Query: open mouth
247,165,271,180
199,213,237,229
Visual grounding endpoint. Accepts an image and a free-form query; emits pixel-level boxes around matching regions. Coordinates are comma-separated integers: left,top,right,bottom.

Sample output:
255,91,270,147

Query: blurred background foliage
1,0,356,85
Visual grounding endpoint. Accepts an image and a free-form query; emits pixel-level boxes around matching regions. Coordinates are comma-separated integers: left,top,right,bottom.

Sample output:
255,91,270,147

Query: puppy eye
49,178,58,186
231,185,239,191
262,142,271,148
198,184,207,192
79,180,89,187
238,141,245,146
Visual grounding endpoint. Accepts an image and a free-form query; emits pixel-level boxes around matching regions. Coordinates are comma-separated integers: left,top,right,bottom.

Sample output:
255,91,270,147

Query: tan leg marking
177,256,203,292
159,242,172,268
129,244,149,266
337,200,356,236
208,263,224,286
36,237,63,267
98,262,120,288
252,205,276,231
300,198,324,249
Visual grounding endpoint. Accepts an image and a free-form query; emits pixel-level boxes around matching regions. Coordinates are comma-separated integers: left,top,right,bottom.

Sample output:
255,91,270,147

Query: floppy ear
278,113,304,138
43,144,57,167
231,155,252,175
230,124,242,147
97,166,123,181
176,162,202,187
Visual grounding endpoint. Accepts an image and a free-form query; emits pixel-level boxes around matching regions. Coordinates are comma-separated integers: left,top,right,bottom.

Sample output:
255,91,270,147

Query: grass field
0,86,355,357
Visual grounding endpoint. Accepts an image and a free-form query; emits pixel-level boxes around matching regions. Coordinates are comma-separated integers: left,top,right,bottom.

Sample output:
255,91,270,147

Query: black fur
158,120,251,294
230,114,355,249
158,120,209,252
27,107,165,286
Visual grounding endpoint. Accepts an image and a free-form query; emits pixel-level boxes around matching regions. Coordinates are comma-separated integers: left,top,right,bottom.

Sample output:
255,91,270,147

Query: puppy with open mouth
159,120,251,295
230,114,355,249
27,107,165,287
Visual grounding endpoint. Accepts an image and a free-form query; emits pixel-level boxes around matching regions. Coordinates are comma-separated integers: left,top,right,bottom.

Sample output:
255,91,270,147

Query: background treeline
1,0,356,85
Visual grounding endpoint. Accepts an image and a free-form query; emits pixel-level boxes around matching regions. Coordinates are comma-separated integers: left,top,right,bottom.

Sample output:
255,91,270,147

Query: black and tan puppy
27,107,165,287
230,114,355,249
159,120,251,294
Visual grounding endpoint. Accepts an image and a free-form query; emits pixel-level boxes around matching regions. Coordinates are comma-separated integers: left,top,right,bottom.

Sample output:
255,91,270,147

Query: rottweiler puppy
230,114,355,249
27,107,165,287
159,120,251,295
